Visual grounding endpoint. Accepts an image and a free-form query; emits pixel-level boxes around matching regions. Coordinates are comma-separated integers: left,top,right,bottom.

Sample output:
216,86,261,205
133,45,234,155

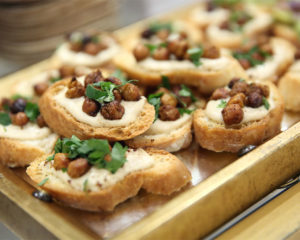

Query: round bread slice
278,60,300,112
193,82,284,152
39,79,155,141
125,117,193,153
26,148,191,212
114,50,248,95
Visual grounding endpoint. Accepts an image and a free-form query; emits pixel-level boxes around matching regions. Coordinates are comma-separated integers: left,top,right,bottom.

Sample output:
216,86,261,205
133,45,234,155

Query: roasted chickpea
34,82,49,96
66,77,85,98
10,98,27,114
156,29,170,41
228,78,241,89
84,70,103,87
220,21,230,30
36,115,47,128
251,52,264,62
247,83,269,98
159,105,180,121
59,65,75,78
11,112,29,126
211,88,229,100
227,93,246,108
160,92,177,107
238,59,251,70
113,89,122,102
168,39,188,60
53,153,70,170
152,47,170,60
141,28,154,39
67,158,90,178
172,85,193,107
222,104,244,125
202,45,220,59
100,101,125,120
82,98,100,116
121,83,141,101
133,43,150,61
104,76,122,85
230,81,249,96
246,92,263,108
69,42,82,52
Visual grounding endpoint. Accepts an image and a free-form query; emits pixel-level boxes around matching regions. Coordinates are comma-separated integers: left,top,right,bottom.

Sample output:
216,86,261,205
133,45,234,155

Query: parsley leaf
179,85,196,102
106,142,128,174
38,178,49,186
161,75,171,90
24,102,40,122
145,42,167,54
147,92,163,121
62,168,67,173
46,155,54,162
148,22,173,33
83,179,89,192
11,94,31,101
178,108,194,115
217,99,227,108
0,112,11,126
49,76,62,83
187,47,203,67
111,69,127,84
262,97,270,110
212,0,241,7
86,82,116,105
233,46,271,67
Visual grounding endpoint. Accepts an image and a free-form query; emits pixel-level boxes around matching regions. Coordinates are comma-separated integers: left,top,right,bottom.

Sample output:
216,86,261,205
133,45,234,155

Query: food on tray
193,79,284,152
55,32,120,67
126,76,205,152
232,37,296,82
0,96,58,167
114,20,247,94
202,2,272,49
278,58,300,112
13,65,92,97
27,136,191,211
39,70,155,140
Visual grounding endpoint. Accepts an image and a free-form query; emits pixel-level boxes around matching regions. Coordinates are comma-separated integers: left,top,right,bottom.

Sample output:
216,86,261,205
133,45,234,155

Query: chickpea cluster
65,70,141,120
133,28,220,62
0,98,46,128
67,32,107,56
211,78,270,125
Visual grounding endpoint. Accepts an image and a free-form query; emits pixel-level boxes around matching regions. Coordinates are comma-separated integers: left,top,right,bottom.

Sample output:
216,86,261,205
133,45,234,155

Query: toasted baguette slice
126,117,192,152
114,50,247,95
278,61,300,112
27,148,191,212
193,82,284,152
0,134,58,167
39,79,155,141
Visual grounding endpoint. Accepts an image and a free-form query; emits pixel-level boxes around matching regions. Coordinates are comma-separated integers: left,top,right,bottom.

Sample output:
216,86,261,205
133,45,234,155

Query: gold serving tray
1,4,300,240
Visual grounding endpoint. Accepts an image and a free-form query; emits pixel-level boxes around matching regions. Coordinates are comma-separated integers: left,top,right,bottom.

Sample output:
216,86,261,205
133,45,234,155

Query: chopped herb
187,47,203,67
62,168,67,173
148,22,173,33
212,0,241,7
49,76,62,83
233,46,271,67
179,85,197,102
161,75,171,90
83,179,88,192
38,178,49,186
147,92,163,121
46,155,54,162
106,142,128,174
178,108,195,115
11,94,31,101
145,42,167,54
262,97,270,110
0,112,11,126
111,69,127,84
91,36,99,43
3,126,7,132
217,99,227,108
25,102,40,122
85,82,117,105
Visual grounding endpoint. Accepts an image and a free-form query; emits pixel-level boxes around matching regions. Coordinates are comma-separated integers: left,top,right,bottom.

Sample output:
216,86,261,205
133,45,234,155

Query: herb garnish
212,0,241,7
83,179,88,192
111,69,127,85
147,92,163,121
52,136,128,174
86,82,116,105
178,108,195,115
179,85,197,102
262,97,270,110
145,42,167,54
161,75,171,90
148,22,173,33
11,94,31,101
233,46,271,67
50,76,62,83
25,102,40,122
0,112,11,126
38,178,49,186
217,99,227,108
187,47,203,67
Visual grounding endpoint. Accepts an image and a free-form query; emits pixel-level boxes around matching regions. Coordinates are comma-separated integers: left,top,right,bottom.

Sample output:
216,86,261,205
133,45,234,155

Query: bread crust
26,148,191,212
125,118,193,152
193,82,284,152
114,50,247,95
39,79,155,141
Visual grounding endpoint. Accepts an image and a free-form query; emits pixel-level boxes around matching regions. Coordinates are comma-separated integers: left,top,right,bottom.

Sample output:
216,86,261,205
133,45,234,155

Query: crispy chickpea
246,92,263,108
228,78,241,89
248,83,269,98
53,153,70,170
84,70,103,87
34,82,49,96
133,43,150,61
100,101,125,120
159,105,180,121
36,115,47,128
168,39,188,60
238,59,251,70
104,76,122,85
11,112,29,126
202,45,220,59
211,88,229,100
161,92,177,107
156,29,169,41
222,104,244,125
121,83,141,101
220,21,230,30
172,85,193,107
152,47,170,60
82,98,100,117
113,89,122,102
141,28,154,39
227,93,246,108
10,98,26,114
66,77,85,98
67,158,90,178
69,42,82,52
230,81,249,96
59,65,75,78
251,52,264,62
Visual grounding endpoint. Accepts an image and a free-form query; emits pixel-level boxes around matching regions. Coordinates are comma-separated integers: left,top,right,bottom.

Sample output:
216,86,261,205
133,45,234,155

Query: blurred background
0,0,197,77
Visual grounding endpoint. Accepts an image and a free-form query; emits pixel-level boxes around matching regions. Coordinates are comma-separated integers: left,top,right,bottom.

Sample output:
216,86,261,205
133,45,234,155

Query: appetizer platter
1,1,300,239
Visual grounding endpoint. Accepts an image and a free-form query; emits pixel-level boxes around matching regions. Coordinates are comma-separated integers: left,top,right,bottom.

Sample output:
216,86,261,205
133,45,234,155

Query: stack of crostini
1,0,300,212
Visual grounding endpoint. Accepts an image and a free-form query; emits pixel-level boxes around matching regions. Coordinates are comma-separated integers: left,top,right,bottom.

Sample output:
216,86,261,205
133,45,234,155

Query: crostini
126,77,205,152
54,32,120,67
193,78,284,152
39,70,155,141
27,136,191,211
114,21,247,94
0,96,58,167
